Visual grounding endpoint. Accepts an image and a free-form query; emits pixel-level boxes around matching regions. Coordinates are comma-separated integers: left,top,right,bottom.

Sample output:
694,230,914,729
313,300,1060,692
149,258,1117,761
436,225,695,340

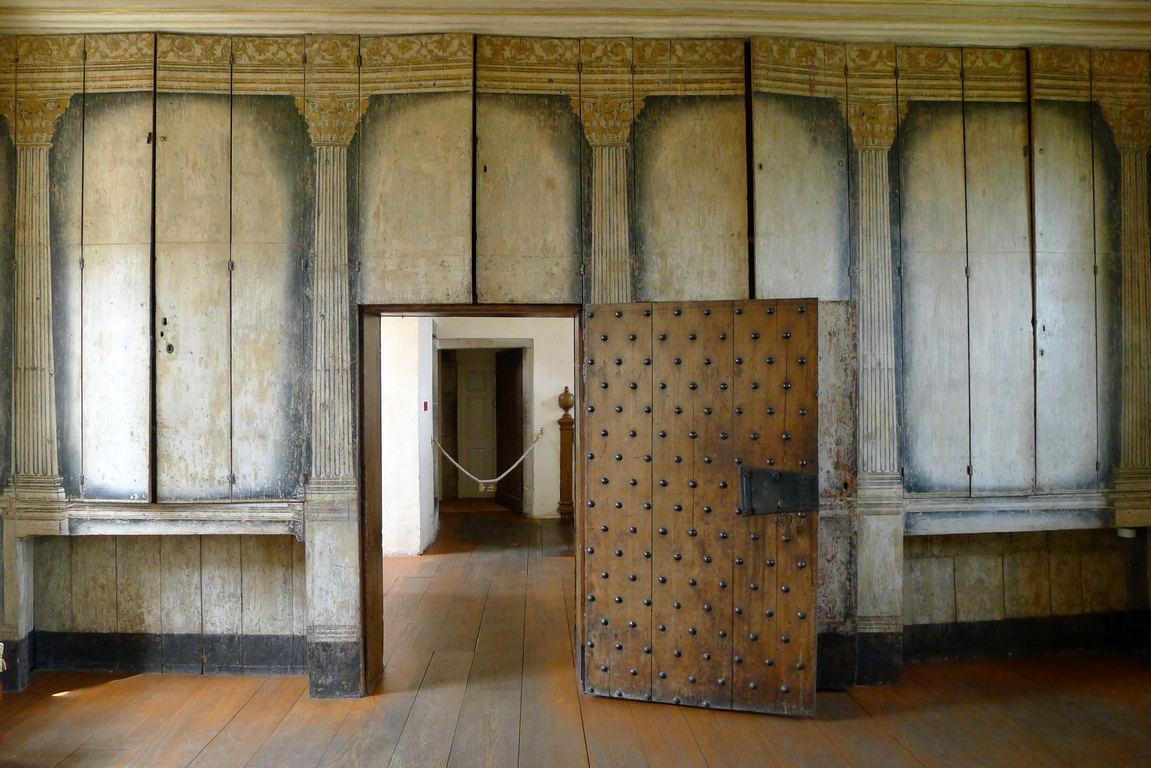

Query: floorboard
8,512,1151,768
186,676,309,768
387,650,473,768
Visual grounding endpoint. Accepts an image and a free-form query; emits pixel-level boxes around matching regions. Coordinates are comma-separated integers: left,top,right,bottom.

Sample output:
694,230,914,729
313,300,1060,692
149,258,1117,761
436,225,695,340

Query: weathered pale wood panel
156,37,233,500
753,93,850,301
964,102,1035,494
160,536,202,635
292,537,306,637
49,93,84,498
82,89,153,500
201,535,242,636
953,554,1005,622
230,94,310,500
116,535,162,633
903,556,955,625
71,536,117,633
898,102,970,493
475,93,583,303
33,537,72,632
240,535,295,636
633,95,748,301
0,39,15,484
1033,100,1098,491
358,92,472,304
819,301,857,504
1092,107,1122,488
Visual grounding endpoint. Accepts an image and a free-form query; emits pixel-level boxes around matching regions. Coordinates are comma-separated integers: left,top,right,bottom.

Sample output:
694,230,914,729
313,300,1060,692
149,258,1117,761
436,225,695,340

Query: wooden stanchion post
557,386,575,519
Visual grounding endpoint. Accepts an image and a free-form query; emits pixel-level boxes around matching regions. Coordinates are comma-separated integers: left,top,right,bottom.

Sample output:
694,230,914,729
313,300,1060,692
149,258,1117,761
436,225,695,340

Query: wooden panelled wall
0,32,1147,691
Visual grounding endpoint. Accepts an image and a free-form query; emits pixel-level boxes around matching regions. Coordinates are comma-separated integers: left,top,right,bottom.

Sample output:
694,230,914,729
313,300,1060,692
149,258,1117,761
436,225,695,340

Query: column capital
302,34,364,148
573,95,642,146
845,43,897,151
13,35,83,148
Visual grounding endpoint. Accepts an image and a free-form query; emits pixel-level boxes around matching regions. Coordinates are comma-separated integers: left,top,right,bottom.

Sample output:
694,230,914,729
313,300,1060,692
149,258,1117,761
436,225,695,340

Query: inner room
364,310,579,556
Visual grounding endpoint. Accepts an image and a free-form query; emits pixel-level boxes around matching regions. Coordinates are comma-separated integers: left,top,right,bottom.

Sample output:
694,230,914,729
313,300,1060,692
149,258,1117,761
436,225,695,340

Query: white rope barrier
434,427,546,485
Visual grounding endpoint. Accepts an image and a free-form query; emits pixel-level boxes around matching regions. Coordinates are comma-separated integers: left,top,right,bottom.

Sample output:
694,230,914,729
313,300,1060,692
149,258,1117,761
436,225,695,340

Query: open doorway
438,345,525,514
360,306,580,696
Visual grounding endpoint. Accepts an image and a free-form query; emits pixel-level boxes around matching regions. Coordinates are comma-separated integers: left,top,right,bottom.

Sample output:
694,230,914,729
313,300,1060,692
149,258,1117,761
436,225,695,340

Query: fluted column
578,39,638,304
589,143,631,303
311,144,355,483
301,34,366,698
844,43,903,684
1095,50,1151,528
6,37,83,502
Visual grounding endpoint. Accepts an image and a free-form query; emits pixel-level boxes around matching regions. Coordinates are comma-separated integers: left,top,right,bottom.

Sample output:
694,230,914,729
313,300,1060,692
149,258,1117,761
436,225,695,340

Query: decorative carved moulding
845,43,897,150
1031,46,1091,101
633,38,744,97
86,33,154,94
303,34,363,147
475,35,579,96
896,46,961,107
361,33,473,95
157,33,230,95
962,48,1028,103
1093,49,1151,150
751,36,845,100
232,35,304,97
15,34,83,146
579,37,635,146
1,37,16,139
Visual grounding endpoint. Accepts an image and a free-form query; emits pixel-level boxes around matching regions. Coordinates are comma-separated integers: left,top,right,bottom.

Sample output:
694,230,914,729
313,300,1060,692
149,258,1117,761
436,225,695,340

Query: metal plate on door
738,468,818,516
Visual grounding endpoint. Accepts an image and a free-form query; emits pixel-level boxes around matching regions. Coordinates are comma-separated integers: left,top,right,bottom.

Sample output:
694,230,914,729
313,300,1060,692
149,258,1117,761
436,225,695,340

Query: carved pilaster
579,38,636,304
1094,49,1151,525
845,44,899,482
7,37,83,503
302,34,364,697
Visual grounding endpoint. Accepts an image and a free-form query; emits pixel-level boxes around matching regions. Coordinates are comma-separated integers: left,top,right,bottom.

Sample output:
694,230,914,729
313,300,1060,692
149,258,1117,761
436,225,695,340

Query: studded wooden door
581,300,818,716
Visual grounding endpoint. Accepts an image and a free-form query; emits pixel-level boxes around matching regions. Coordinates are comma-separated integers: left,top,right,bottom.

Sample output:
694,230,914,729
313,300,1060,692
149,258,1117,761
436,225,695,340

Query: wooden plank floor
4,508,1151,768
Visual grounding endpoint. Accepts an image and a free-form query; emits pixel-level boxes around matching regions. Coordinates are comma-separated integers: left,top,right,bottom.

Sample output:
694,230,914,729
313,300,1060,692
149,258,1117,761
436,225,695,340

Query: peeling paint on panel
817,513,856,633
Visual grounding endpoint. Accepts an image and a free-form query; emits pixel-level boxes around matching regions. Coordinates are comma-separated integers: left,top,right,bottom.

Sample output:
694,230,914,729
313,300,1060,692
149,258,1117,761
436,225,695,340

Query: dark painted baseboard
308,640,363,698
904,610,1151,664
816,631,858,689
857,631,903,685
32,631,307,676
1,634,32,692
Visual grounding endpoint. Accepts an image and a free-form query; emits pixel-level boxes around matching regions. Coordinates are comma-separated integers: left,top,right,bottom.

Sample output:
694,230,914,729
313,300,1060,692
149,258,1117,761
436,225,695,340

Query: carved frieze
1031,46,1091,101
962,48,1027,102
751,37,845,99
233,35,304,97
86,33,154,93
476,35,580,96
896,46,962,106
0,36,14,142
634,38,744,97
361,33,473,95
157,34,231,95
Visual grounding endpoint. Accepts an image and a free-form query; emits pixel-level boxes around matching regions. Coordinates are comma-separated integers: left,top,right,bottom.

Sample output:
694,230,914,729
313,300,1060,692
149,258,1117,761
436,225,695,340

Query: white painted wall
435,316,576,518
378,316,437,555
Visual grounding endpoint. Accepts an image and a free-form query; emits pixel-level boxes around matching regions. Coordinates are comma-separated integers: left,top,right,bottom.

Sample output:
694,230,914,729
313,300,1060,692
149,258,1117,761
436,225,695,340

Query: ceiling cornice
1,2,1149,49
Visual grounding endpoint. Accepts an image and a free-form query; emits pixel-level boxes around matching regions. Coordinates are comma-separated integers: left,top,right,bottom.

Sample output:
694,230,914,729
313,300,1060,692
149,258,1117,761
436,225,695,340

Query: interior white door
456,348,497,498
